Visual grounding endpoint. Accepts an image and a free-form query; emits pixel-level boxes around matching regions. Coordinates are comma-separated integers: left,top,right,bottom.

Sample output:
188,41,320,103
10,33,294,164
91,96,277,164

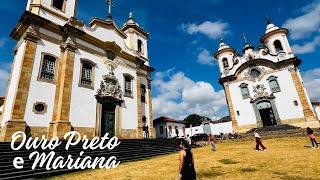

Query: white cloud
301,68,320,102
291,36,320,54
283,1,320,40
197,49,216,66
152,69,227,120
0,38,7,48
0,68,10,96
181,21,229,39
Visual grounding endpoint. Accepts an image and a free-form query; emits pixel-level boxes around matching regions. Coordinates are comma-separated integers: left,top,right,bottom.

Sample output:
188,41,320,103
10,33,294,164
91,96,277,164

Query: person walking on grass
209,134,216,152
254,129,267,151
306,127,319,148
178,139,196,180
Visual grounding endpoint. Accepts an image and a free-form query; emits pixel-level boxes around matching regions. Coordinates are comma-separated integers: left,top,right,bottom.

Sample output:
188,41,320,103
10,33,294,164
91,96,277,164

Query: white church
0,0,155,142
214,18,319,132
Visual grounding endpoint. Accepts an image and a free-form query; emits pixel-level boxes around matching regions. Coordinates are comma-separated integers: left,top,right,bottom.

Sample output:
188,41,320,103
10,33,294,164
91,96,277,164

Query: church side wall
24,39,59,127
229,82,257,126
272,70,304,120
313,106,320,120
1,41,26,127
69,50,99,128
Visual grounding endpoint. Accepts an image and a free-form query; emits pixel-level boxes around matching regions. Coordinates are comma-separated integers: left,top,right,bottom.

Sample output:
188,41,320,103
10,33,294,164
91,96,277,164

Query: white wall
1,41,26,127
313,105,320,121
154,122,166,138
185,125,204,137
210,122,233,135
154,122,186,139
24,38,60,127
229,68,304,127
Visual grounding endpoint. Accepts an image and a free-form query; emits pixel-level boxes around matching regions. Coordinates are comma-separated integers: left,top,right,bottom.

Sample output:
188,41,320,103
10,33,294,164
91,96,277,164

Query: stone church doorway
257,101,277,126
101,102,116,137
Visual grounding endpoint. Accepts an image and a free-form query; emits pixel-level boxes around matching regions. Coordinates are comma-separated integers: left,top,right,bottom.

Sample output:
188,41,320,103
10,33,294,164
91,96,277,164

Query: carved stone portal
253,84,268,99
95,71,123,103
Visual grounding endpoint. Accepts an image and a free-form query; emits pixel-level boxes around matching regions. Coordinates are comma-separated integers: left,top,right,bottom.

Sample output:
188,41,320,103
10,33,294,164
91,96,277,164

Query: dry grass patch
49,137,320,180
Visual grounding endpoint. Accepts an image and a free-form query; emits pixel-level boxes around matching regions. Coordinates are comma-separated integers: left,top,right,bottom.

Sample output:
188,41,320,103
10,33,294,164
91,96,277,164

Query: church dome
265,23,280,34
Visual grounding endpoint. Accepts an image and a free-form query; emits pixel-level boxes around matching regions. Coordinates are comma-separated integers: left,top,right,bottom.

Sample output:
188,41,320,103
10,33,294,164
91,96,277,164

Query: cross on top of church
106,0,115,20
265,16,271,24
242,33,248,44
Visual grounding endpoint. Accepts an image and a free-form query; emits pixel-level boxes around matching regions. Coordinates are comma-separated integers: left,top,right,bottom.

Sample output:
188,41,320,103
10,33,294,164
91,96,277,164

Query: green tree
184,114,211,127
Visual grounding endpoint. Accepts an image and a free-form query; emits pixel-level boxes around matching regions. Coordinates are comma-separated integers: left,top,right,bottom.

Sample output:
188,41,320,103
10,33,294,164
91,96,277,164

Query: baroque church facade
0,0,155,142
215,19,318,131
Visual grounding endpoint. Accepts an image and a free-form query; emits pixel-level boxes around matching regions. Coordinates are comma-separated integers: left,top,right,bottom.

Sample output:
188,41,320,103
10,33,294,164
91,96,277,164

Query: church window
249,68,261,79
159,126,164,134
267,76,281,93
79,59,96,89
222,58,229,68
106,50,115,60
273,40,283,52
33,102,48,114
137,39,143,53
141,84,146,103
239,83,250,99
124,76,133,97
142,116,147,124
39,54,57,82
52,0,65,11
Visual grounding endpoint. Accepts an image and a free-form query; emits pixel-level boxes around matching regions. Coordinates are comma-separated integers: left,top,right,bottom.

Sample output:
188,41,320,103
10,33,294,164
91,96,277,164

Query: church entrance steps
221,125,319,142
0,139,195,179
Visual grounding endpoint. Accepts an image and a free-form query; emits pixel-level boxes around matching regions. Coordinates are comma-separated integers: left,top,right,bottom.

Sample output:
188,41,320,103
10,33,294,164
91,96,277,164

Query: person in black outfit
178,139,196,180
145,124,149,139
306,127,319,148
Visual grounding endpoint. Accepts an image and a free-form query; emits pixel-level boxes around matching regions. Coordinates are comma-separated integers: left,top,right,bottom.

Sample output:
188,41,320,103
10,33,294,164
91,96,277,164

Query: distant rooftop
153,116,187,125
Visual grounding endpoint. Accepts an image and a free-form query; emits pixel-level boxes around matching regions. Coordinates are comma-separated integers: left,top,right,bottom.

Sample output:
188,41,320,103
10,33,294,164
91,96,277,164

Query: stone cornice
218,57,301,85
10,11,50,40
260,28,289,43
10,11,156,74
89,18,127,39
121,24,149,38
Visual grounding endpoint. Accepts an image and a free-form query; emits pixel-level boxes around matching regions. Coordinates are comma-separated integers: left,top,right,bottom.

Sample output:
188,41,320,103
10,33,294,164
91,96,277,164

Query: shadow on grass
218,159,239,165
197,168,224,178
240,167,258,173
273,172,311,180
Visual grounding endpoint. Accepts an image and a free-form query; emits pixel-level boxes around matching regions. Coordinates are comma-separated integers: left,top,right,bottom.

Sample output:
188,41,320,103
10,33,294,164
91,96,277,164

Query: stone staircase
0,138,191,180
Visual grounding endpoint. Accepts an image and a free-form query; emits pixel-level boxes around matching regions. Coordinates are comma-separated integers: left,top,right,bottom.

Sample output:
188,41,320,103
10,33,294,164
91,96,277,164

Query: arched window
137,39,143,53
39,54,57,82
52,0,65,11
239,83,250,99
273,40,283,52
222,58,229,68
267,76,281,93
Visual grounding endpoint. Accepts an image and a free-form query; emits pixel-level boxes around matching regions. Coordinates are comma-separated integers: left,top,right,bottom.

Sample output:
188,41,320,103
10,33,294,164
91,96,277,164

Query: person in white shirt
186,135,192,146
254,129,267,151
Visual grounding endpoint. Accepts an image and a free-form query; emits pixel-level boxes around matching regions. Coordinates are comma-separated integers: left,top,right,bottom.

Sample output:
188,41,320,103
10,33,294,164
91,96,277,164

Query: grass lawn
50,137,320,180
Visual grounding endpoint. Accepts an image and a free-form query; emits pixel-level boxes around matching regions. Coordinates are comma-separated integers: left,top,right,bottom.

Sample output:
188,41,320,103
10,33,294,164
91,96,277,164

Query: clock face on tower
106,50,115,60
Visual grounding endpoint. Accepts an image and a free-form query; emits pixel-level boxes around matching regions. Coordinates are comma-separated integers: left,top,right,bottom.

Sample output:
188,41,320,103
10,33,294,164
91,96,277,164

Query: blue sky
0,0,319,120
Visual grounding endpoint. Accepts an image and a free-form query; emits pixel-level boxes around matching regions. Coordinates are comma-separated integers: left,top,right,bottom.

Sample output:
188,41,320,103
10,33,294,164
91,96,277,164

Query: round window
35,103,45,113
250,69,261,79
